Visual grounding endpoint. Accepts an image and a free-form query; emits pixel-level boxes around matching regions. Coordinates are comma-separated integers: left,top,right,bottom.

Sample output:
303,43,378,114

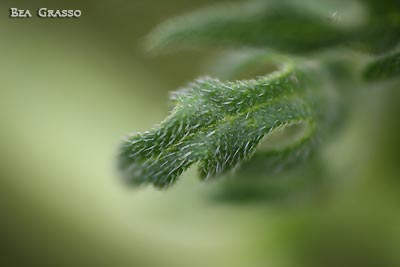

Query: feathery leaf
117,0,396,189
118,52,334,188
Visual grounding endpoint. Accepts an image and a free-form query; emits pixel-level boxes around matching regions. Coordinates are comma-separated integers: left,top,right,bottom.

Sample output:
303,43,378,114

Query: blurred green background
1,1,400,266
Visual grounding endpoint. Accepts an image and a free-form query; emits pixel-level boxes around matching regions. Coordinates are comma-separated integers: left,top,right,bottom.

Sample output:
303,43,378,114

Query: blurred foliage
147,0,400,54
364,47,400,80
119,0,399,189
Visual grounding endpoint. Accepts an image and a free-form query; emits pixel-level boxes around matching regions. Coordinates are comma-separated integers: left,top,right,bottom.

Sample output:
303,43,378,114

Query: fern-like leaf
118,53,332,188
117,0,381,189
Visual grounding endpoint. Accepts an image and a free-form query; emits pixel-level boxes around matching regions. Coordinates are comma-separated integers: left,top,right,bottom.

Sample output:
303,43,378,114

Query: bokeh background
1,1,400,266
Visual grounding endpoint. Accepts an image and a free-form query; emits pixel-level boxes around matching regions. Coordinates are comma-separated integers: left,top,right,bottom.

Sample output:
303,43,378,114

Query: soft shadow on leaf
206,158,329,205
363,48,400,81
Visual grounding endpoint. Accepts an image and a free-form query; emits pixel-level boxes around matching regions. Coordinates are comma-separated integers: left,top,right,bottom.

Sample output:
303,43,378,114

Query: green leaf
146,0,400,54
146,0,350,53
118,52,331,188
363,49,400,81
363,0,400,15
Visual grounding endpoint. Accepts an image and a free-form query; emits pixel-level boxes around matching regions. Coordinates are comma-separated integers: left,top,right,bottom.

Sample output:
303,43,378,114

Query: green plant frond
146,0,400,55
363,48,400,81
146,0,352,53
118,53,332,188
